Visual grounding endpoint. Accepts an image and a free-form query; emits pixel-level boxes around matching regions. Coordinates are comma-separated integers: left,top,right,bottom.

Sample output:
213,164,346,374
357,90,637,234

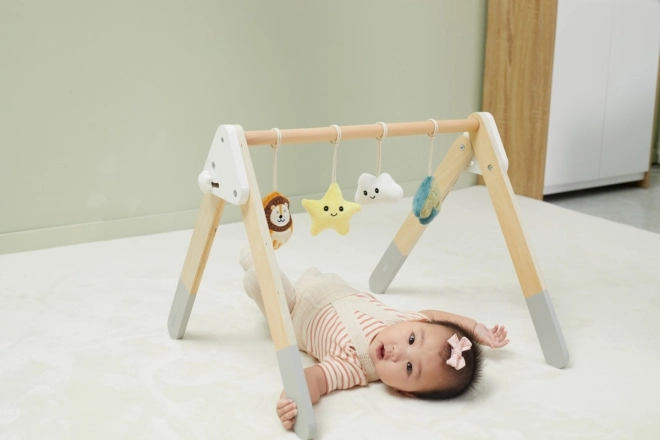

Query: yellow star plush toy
302,183,361,236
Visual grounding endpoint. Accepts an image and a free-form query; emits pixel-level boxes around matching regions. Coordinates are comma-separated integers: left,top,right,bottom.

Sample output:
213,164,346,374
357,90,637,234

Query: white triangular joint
198,125,249,205
464,112,509,175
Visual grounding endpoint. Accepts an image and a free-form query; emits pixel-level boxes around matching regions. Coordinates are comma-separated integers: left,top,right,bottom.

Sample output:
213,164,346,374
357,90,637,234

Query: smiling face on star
323,203,345,217
368,321,453,394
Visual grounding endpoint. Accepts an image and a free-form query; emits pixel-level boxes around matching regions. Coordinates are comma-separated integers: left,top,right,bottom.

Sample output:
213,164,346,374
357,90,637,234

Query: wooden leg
469,112,569,368
235,126,316,440
168,193,225,339
370,133,475,293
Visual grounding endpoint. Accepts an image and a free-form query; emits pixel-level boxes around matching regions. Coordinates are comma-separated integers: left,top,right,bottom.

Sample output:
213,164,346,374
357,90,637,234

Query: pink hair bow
446,334,472,370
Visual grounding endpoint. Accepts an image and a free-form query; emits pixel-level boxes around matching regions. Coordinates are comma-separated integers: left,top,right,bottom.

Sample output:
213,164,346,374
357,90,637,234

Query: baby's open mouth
377,344,384,360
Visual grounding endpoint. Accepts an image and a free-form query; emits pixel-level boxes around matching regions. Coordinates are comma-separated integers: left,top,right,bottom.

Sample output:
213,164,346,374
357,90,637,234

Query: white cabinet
543,0,660,195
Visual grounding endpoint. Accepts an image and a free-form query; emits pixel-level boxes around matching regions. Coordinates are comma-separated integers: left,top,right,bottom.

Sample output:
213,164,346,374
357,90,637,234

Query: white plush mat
1,186,659,439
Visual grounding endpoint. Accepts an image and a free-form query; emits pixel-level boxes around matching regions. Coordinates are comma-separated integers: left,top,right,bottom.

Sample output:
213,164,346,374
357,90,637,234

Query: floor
2,186,659,439
545,164,660,234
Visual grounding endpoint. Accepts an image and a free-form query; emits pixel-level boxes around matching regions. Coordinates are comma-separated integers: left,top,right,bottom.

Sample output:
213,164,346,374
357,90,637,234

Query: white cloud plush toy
355,172,404,204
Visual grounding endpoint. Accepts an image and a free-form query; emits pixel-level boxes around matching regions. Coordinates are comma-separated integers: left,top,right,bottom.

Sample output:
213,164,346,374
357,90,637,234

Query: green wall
0,0,487,254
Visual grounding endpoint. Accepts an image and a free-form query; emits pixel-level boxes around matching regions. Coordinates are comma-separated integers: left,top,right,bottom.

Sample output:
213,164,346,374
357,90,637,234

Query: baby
239,249,509,430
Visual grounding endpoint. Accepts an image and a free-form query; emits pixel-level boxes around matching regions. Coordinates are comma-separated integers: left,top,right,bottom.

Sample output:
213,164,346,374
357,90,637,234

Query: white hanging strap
375,122,387,176
427,119,439,176
270,128,282,191
330,124,342,184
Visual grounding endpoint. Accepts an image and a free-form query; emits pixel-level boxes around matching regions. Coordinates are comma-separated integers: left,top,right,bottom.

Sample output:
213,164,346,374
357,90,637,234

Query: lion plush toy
262,191,293,249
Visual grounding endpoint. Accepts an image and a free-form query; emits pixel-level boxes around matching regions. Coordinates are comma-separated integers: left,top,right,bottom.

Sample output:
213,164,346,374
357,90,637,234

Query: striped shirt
304,292,429,393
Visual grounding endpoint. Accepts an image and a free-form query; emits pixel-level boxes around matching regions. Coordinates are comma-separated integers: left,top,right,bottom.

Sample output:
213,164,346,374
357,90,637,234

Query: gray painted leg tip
368,274,387,294
168,323,184,340
294,420,317,440
168,279,196,340
526,290,570,370
277,345,317,439
547,352,570,369
369,242,407,294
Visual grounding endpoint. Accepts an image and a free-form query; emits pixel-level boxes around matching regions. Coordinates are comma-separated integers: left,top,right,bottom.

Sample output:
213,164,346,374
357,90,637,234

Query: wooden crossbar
244,118,480,146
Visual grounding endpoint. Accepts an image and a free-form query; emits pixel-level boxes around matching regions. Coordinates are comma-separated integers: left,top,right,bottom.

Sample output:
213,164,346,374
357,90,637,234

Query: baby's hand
276,391,298,430
474,323,509,348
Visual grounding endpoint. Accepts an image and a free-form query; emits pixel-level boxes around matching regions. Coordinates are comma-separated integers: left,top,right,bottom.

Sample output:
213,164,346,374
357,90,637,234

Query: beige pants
239,249,353,325
240,248,321,317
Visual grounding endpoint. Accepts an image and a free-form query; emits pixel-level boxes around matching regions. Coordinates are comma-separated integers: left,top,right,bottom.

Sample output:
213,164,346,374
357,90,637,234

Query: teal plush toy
412,175,441,225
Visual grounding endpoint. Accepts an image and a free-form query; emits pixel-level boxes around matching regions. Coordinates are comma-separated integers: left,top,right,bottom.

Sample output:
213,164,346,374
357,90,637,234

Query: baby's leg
240,249,296,316
297,266,322,281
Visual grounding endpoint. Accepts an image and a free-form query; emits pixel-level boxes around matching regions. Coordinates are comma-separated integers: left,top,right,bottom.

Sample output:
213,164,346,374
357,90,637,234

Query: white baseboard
0,174,476,255
543,172,646,195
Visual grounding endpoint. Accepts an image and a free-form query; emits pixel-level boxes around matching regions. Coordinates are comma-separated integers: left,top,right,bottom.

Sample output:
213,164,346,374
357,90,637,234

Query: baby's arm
276,365,327,430
419,310,509,348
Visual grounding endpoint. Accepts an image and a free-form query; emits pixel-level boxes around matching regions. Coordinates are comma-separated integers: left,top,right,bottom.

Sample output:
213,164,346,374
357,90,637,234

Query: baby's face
368,321,451,394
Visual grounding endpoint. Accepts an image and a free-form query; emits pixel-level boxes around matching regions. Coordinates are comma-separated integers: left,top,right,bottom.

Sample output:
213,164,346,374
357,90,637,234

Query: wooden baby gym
166,113,569,440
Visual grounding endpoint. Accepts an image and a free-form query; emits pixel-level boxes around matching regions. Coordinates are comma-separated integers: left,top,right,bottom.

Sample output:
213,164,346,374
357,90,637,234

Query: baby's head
368,320,482,399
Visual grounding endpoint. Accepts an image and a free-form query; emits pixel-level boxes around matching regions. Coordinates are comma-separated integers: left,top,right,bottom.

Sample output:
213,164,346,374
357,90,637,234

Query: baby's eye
409,334,415,345
363,190,368,196
324,206,329,211
407,362,412,375
375,188,379,194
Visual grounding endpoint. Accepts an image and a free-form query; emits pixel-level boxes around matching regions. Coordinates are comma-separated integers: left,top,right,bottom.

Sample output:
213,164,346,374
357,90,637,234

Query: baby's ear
398,390,416,398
